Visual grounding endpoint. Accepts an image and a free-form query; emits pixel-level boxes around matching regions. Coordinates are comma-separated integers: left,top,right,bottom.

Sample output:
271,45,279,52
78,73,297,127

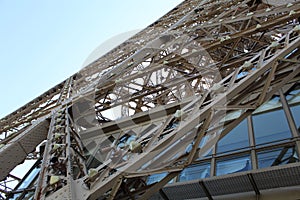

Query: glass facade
217,119,249,153
253,108,292,145
216,155,251,176
287,84,300,133
179,163,210,181
290,105,300,130
147,172,168,185
257,146,298,169
148,82,300,183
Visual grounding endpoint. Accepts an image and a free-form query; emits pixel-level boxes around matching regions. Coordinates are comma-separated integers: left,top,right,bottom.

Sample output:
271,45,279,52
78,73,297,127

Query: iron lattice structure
1,0,300,199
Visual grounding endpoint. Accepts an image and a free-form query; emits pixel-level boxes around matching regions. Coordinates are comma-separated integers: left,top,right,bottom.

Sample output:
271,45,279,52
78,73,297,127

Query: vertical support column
247,116,258,170
210,146,217,176
65,109,75,199
34,108,70,200
34,78,83,200
279,89,300,156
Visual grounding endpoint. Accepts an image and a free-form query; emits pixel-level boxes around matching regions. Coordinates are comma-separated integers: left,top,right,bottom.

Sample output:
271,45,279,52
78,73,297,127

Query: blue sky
0,0,183,118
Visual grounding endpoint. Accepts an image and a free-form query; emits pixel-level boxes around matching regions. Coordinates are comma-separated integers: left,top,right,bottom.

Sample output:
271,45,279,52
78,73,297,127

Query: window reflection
253,96,283,114
23,191,35,199
179,163,210,182
257,146,299,169
285,84,300,105
17,167,40,189
146,86,300,184
216,155,251,176
217,119,249,153
220,110,242,123
196,135,213,158
146,172,174,185
147,172,167,185
253,108,291,145
290,105,300,134
286,83,300,134
11,193,21,200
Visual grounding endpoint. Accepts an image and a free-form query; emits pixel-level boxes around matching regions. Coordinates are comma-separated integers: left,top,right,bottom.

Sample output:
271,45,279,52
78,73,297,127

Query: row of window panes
147,83,300,184
147,145,298,185
217,95,299,154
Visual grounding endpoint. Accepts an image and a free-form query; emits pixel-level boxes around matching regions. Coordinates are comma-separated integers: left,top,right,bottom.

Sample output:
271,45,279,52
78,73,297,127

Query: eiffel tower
1,0,300,199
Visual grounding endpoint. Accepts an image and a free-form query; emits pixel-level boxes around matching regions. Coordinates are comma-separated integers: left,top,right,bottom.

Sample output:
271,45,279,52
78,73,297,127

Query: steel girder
1,0,300,199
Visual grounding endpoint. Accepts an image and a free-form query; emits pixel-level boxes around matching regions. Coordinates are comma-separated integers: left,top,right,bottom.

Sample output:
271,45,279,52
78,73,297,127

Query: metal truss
1,0,300,199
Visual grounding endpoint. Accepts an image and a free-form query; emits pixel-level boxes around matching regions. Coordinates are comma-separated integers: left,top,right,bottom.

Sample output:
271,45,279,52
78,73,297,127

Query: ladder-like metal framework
1,0,300,199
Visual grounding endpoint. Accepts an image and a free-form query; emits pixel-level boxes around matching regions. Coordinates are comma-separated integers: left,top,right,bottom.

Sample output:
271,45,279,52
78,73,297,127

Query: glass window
253,96,283,114
286,84,300,105
196,135,213,158
216,155,251,176
23,191,34,199
285,83,300,134
146,172,167,185
146,172,175,185
217,119,249,153
290,105,300,133
253,103,291,145
220,110,242,122
179,163,210,182
257,146,299,169
11,193,22,200
17,167,40,189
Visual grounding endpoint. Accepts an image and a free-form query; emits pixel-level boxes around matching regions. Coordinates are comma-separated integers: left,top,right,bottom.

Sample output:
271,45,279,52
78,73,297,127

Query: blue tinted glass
17,167,40,189
253,109,291,145
290,105,300,133
286,84,300,134
217,119,249,153
146,172,167,185
146,172,175,184
286,87,300,104
216,156,251,176
179,163,210,182
253,96,282,114
11,193,21,200
196,135,213,158
23,192,34,199
257,147,298,169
